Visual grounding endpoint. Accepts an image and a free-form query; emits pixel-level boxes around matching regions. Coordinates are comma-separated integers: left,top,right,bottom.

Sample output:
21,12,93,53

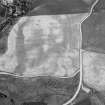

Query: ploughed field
0,14,82,77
